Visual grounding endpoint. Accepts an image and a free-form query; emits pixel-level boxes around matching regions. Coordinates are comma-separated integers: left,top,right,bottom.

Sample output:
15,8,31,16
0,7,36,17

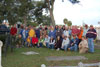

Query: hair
90,25,93,27
82,36,86,39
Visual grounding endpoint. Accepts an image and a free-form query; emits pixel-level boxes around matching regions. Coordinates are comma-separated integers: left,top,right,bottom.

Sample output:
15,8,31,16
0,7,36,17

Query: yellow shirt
27,38,30,43
29,29,35,37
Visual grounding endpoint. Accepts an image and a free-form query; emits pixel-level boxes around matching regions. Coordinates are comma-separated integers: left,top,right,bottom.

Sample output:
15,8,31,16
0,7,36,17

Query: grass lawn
2,47,100,67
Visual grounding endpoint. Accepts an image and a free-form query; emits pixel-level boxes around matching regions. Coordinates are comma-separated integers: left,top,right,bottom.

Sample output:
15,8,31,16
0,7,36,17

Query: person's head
30,26,33,29
57,36,60,40
18,34,21,38
64,36,67,40
51,26,54,31
73,35,76,39
40,25,42,28
40,35,43,39
62,25,65,29
25,27,28,30
34,35,36,37
50,36,54,40
68,26,71,30
14,24,16,27
58,25,62,29
90,25,94,29
80,27,83,30
82,36,86,40
46,34,48,38
65,26,68,30
62,34,64,38
55,25,58,29
85,24,88,29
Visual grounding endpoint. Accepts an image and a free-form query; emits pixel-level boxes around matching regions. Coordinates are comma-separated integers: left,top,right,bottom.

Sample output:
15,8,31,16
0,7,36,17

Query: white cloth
44,37,50,43
63,30,69,37
62,38,69,48
79,40,88,48
49,40,55,45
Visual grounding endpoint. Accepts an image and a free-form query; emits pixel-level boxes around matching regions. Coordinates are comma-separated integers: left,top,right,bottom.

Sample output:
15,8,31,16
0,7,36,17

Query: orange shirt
78,29,83,39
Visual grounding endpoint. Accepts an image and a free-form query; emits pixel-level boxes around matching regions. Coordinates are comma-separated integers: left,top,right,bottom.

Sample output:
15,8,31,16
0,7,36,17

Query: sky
53,0,100,26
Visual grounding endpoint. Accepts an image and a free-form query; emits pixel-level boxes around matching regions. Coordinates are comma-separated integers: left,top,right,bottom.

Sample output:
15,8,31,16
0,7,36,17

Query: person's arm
53,40,55,45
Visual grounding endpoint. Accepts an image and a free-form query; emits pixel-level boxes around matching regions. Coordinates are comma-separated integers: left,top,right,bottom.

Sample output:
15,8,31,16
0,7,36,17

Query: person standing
86,25,97,53
10,24,17,52
78,27,83,45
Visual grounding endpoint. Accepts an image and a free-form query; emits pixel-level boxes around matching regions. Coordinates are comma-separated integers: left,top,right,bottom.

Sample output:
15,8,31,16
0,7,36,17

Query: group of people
9,24,97,54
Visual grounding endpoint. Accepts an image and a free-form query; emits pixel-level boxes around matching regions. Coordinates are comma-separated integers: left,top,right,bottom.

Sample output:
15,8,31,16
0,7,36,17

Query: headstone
99,62,100,67
78,62,83,67
46,56,88,61
0,40,3,67
41,64,46,67
22,51,39,55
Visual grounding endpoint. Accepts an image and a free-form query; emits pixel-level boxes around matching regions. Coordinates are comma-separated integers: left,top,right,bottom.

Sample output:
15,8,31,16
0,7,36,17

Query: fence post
0,40,3,67
99,62,100,67
78,62,84,67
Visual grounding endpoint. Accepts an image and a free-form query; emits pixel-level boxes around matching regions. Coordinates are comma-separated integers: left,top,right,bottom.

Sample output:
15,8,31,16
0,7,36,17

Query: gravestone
46,56,88,61
22,51,39,55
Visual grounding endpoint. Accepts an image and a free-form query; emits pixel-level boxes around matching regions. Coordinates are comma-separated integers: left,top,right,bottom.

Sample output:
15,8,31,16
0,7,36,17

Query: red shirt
10,27,17,35
72,28,80,35
32,37,38,44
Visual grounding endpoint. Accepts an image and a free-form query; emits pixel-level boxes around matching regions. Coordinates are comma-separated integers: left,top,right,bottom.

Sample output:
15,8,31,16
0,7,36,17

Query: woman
55,36,62,51
49,36,55,50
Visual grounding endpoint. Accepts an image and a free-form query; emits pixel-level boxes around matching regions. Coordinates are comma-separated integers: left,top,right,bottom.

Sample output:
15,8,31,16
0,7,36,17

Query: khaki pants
79,47,88,54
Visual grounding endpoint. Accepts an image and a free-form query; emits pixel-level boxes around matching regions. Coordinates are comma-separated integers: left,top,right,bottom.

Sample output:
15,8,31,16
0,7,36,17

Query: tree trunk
47,0,56,27
49,8,55,27
24,16,27,27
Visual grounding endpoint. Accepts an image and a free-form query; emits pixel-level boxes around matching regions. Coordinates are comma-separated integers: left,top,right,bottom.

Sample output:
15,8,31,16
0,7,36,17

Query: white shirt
63,30,69,37
44,37,50,43
62,38,69,47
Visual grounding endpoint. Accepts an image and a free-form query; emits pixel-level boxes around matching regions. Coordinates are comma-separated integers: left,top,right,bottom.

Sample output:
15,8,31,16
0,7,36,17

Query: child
26,36,31,47
49,36,55,50
79,36,88,54
16,34,22,48
32,35,38,47
38,36,44,48
61,36,70,51
55,36,62,51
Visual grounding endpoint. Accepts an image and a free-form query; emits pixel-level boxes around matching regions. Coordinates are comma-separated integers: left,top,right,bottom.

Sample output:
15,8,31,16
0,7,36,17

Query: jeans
46,42,49,48
49,44,54,49
39,43,43,47
88,38,94,53
10,35,16,52
70,44,77,51
63,44,68,51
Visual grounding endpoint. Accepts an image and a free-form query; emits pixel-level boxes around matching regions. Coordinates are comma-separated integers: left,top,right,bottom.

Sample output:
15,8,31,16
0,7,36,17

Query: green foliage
27,22,39,27
63,18,72,26
0,0,35,25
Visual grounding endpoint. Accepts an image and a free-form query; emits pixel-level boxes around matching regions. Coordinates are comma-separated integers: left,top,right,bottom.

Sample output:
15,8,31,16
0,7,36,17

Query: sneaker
57,48,60,51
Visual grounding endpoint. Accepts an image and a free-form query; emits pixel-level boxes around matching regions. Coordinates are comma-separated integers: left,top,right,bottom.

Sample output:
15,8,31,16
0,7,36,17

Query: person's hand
93,40,95,42
71,43,73,46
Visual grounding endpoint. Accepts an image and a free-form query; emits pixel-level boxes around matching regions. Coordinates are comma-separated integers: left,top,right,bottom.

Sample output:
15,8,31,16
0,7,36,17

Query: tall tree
0,0,35,25
43,0,80,27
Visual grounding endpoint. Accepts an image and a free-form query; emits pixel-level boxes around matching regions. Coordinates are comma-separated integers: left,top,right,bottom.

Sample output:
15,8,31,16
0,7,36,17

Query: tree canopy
63,18,72,26
0,0,80,26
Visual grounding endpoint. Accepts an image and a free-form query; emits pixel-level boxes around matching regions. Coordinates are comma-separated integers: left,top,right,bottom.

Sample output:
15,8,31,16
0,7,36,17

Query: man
86,25,97,53
10,24,17,52
68,35,79,51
